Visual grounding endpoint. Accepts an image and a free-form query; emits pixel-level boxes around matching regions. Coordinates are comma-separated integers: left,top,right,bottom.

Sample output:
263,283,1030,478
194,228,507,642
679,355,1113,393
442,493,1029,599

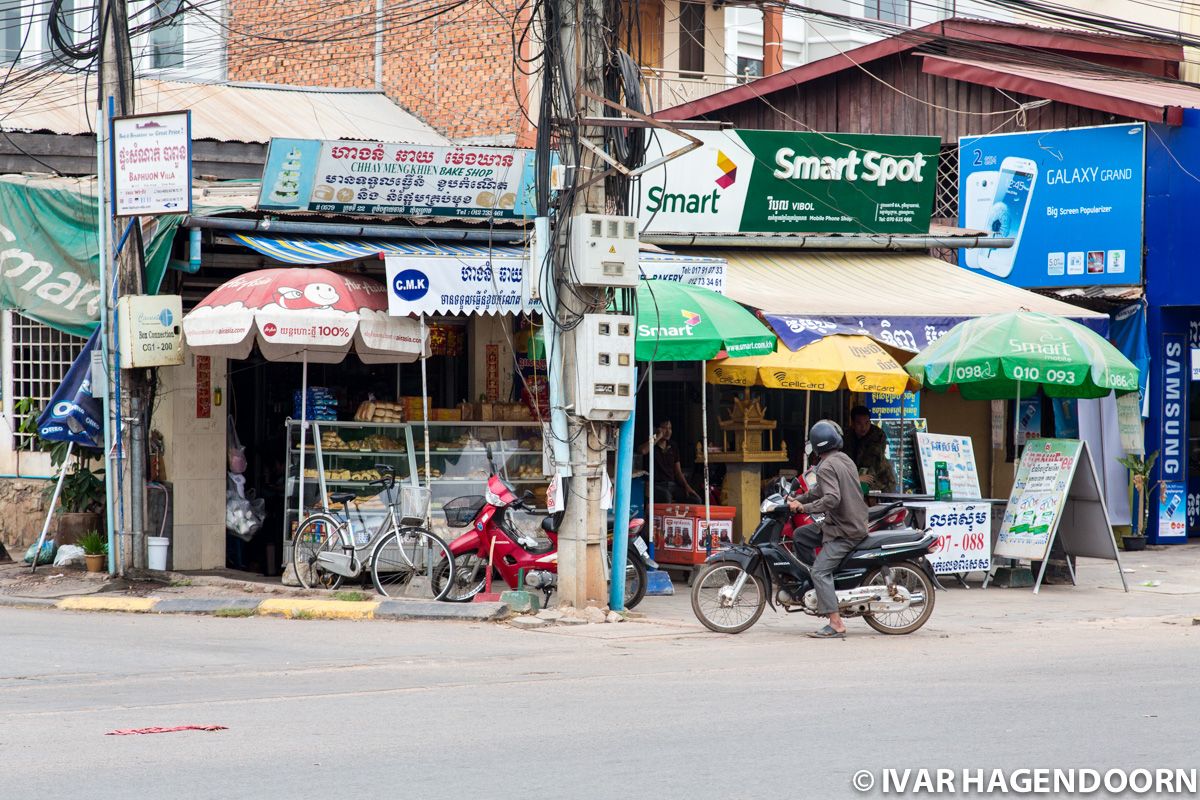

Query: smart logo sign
957,123,1145,289
639,130,940,235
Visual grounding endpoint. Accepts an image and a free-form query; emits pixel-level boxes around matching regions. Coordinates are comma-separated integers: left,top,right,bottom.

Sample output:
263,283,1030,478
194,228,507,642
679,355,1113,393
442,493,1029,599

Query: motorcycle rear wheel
691,563,766,634
862,561,935,635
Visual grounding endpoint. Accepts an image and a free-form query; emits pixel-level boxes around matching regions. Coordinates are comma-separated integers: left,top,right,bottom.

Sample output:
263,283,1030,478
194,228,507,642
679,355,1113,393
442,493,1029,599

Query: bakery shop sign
257,138,535,218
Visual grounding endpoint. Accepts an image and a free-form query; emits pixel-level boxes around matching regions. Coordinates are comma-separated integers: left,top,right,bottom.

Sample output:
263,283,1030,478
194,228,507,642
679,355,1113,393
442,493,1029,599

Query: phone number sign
923,502,992,575
957,124,1144,289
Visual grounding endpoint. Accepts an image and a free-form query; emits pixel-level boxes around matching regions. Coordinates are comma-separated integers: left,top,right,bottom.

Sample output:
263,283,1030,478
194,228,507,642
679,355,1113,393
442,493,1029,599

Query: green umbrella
905,311,1139,400
634,279,776,362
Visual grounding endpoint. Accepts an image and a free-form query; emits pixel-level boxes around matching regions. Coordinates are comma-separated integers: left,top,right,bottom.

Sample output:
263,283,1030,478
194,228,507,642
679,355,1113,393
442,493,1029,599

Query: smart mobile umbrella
904,311,1139,475
633,279,776,552
182,268,427,532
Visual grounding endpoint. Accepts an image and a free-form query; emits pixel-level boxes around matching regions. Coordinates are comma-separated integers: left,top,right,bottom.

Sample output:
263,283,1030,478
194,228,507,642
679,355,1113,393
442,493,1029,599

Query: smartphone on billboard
978,157,1038,279
962,170,998,270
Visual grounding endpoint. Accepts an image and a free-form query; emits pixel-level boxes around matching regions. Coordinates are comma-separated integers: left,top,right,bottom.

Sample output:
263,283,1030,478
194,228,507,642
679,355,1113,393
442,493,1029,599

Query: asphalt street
2,549,1198,800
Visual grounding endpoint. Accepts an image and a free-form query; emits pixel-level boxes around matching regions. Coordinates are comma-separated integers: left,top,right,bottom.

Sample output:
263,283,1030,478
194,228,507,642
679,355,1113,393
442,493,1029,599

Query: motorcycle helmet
807,419,843,455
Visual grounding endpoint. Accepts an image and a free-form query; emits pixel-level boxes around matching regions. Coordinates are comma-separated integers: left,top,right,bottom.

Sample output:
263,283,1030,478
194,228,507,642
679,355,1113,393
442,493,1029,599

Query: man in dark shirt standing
788,420,869,638
844,405,895,493
639,419,702,504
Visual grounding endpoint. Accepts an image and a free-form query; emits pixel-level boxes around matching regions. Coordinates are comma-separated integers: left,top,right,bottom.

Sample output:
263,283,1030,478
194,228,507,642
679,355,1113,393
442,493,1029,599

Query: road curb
58,596,157,613
154,598,263,615
256,598,380,620
375,599,511,621
0,595,60,609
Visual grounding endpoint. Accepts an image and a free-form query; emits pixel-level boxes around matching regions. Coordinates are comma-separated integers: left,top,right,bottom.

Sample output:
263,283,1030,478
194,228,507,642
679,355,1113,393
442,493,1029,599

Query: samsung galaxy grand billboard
958,124,1145,288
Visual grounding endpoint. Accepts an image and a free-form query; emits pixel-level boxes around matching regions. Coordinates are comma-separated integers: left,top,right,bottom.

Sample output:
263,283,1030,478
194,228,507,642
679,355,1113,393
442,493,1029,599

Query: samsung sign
1161,333,1187,481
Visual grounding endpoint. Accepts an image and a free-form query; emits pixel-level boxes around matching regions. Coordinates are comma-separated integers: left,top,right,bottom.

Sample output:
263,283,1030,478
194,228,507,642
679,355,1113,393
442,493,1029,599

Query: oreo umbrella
29,331,104,572
183,269,427,523
634,279,777,551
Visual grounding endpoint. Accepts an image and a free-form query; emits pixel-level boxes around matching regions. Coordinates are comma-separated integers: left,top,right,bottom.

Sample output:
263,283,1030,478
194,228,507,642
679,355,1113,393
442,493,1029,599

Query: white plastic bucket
147,536,169,571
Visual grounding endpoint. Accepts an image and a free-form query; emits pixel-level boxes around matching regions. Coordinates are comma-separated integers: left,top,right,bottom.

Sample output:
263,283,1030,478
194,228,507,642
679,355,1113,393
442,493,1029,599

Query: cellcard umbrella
183,268,427,523
905,311,1139,475
634,279,777,545
707,333,917,474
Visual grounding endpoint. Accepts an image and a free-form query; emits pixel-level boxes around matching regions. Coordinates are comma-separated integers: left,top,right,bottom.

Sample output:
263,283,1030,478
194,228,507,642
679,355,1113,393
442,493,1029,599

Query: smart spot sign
957,123,1145,288
638,130,940,235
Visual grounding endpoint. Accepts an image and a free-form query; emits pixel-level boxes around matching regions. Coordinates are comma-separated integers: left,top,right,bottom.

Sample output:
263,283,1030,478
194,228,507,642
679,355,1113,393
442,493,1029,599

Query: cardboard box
651,504,737,566
432,408,461,421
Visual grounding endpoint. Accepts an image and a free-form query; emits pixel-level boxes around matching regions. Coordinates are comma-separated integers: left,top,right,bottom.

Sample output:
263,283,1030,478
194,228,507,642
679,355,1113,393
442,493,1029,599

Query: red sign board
195,355,211,418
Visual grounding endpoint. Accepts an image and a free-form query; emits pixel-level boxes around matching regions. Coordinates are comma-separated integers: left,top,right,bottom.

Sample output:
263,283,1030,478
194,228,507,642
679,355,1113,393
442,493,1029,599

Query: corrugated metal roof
0,71,448,145
921,55,1200,124
700,250,1108,320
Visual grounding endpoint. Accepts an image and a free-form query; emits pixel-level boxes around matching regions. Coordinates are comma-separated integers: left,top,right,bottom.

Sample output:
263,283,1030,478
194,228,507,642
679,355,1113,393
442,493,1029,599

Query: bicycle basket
395,485,431,527
443,495,486,528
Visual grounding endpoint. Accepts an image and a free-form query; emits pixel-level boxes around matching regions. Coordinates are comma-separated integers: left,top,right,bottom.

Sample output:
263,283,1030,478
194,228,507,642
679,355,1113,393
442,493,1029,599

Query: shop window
1,1,21,63
864,0,909,25
934,142,958,223
678,0,705,76
149,0,185,70
5,313,87,450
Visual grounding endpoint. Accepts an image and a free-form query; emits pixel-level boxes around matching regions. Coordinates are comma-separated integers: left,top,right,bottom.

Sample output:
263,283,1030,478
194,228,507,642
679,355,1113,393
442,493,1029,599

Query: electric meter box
575,313,636,421
569,214,640,287
117,294,185,368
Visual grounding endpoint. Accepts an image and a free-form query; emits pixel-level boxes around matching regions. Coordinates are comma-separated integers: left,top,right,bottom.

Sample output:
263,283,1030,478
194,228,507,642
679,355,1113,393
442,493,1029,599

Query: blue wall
1143,112,1200,542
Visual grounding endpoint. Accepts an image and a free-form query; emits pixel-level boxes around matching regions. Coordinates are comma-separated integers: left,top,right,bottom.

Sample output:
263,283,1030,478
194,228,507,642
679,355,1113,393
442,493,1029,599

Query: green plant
214,608,255,618
333,590,369,602
77,530,108,556
1118,451,1159,537
45,447,104,513
14,397,49,453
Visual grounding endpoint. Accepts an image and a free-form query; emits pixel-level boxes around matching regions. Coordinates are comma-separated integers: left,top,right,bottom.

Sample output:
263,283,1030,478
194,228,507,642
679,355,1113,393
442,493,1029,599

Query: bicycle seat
329,491,357,507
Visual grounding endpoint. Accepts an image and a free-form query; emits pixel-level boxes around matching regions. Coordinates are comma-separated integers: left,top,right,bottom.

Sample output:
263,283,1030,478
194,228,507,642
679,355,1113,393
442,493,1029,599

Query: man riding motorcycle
787,420,869,639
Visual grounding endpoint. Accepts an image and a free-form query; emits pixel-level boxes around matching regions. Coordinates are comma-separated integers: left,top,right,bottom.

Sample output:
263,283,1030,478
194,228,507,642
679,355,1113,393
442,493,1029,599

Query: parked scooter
690,478,937,635
432,447,653,607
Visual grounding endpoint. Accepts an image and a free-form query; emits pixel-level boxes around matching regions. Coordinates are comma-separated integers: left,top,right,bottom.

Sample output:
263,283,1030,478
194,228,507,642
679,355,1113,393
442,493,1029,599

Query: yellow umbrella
706,335,915,396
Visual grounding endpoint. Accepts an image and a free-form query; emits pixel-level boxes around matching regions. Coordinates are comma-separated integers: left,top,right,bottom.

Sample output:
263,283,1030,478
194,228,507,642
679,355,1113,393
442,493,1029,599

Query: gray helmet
808,419,843,455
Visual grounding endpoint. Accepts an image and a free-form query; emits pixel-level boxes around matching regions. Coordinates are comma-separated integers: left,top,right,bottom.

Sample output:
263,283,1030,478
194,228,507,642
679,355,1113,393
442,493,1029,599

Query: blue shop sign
958,124,1144,289
1160,333,1187,483
866,390,919,420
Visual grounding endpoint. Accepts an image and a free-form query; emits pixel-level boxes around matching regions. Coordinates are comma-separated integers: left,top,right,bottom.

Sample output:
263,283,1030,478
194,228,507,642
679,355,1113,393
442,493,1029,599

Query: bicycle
290,464,455,599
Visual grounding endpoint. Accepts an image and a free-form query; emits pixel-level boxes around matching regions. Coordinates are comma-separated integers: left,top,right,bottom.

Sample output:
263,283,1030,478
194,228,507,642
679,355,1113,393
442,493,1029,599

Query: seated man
844,405,896,493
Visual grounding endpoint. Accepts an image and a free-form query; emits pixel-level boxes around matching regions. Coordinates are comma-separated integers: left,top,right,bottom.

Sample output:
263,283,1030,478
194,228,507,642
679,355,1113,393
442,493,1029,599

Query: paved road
2,549,1198,800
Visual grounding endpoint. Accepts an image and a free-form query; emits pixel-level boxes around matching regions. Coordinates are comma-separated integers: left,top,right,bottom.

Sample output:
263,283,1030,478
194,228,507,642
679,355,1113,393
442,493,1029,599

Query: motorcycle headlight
485,489,504,507
761,498,779,514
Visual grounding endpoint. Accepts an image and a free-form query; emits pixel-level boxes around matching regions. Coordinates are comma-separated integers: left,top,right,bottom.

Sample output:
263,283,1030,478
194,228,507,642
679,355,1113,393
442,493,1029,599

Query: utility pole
552,0,609,609
97,0,145,572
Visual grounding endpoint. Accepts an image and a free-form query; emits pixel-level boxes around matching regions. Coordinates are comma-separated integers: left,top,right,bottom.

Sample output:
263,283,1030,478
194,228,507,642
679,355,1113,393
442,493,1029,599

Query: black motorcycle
690,480,938,635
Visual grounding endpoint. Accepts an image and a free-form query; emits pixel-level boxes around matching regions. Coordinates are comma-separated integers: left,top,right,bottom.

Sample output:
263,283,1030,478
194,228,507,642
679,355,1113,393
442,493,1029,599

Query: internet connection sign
638,130,941,235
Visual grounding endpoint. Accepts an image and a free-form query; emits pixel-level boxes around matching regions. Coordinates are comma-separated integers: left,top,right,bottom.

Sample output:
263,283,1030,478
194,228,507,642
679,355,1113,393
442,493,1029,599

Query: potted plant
77,530,108,573
46,443,105,546
1117,451,1158,551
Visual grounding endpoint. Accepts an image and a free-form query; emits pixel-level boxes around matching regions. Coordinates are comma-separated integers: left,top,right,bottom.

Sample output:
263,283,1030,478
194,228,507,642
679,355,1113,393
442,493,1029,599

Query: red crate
651,504,737,566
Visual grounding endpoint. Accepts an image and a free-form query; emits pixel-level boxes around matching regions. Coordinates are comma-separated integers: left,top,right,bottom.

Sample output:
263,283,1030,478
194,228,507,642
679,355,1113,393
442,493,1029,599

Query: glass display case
283,419,417,559
282,420,548,563
410,421,547,515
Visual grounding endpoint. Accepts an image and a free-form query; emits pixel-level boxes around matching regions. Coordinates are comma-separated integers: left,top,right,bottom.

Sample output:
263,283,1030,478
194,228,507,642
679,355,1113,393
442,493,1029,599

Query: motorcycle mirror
522,489,535,505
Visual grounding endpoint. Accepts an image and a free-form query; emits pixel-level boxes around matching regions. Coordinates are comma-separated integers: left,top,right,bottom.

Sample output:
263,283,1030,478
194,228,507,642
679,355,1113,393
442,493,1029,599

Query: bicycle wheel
370,526,454,600
291,513,346,591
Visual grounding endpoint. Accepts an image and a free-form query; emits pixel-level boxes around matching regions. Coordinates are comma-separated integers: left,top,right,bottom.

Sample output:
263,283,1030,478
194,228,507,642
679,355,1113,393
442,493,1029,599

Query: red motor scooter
431,447,652,608
780,473,913,563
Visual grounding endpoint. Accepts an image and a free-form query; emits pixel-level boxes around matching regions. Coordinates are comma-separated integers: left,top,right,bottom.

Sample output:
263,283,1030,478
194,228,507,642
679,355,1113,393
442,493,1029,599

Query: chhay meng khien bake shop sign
257,138,536,218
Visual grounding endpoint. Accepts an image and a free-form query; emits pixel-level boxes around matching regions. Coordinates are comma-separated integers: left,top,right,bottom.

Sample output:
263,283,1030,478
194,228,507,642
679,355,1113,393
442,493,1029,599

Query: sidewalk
2,543,1198,628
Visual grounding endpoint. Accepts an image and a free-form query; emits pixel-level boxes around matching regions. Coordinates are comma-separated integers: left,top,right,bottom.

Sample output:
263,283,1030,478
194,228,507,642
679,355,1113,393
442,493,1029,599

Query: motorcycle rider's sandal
807,625,846,639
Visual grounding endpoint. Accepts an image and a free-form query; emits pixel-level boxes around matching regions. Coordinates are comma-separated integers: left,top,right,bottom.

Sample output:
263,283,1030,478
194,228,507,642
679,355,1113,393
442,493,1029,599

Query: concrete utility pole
553,0,609,609
97,0,145,572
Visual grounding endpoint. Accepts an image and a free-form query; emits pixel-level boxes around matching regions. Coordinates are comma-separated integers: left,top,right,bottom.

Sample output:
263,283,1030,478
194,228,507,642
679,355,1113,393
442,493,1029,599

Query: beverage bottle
934,461,952,501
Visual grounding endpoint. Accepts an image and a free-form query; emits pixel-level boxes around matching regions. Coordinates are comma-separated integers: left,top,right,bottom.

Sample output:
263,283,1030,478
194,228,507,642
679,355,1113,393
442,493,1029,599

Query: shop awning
230,235,525,265
697,250,1110,352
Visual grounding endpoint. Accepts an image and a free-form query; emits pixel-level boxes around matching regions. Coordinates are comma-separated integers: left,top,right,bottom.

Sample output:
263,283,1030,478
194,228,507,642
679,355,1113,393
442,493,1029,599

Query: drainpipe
763,4,784,76
374,0,384,90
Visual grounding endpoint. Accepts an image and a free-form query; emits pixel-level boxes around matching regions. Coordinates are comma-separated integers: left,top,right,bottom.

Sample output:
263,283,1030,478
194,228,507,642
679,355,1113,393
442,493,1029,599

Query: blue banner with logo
764,312,1109,353
865,390,920,420
36,330,102,448
1160,333,1188,483
957,123,1144,289
1111,301,1149,415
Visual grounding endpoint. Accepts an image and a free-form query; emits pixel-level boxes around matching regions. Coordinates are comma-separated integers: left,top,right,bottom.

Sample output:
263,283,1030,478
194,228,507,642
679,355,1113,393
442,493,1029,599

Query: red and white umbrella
182,268,426,364
182,268,428,522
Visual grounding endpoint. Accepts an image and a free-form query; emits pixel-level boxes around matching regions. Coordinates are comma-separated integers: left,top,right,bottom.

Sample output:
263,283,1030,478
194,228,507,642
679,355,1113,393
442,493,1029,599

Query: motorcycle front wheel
691,563,766,634
431,551,487,602
862,561,936,635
